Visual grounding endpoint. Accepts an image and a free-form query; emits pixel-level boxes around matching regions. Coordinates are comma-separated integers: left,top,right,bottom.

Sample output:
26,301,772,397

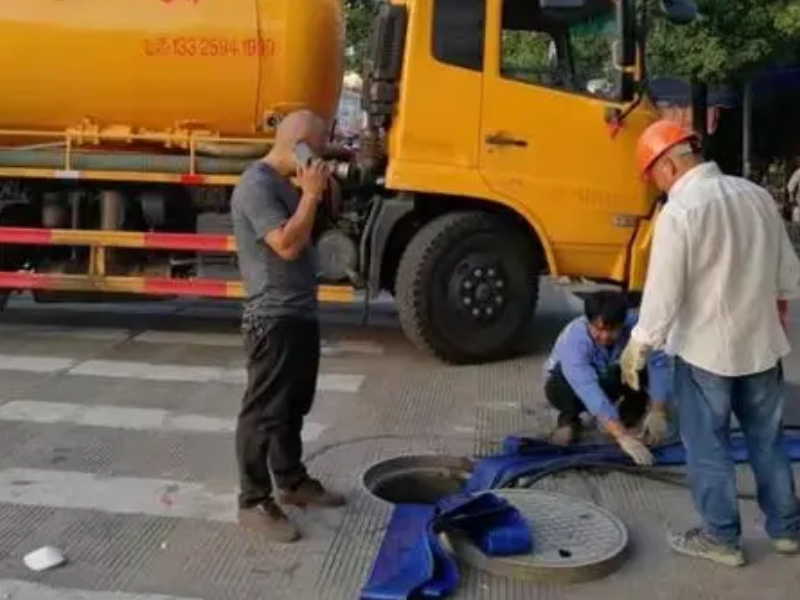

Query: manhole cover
445,489,628,583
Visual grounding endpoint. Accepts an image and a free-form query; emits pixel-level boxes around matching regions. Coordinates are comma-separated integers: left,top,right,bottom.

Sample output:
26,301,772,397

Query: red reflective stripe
143,232,231,252
143,277,229,297
0,227,53,245
0,271,54,289
180,174,206,185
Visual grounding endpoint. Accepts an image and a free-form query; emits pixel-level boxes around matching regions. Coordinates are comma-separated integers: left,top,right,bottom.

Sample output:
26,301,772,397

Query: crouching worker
543,291,671,465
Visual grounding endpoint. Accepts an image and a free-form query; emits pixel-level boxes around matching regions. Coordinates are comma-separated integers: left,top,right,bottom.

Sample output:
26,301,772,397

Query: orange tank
0,0,345,139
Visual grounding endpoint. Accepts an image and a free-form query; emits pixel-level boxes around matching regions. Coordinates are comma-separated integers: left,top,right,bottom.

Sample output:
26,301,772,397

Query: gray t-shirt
231,162,318,323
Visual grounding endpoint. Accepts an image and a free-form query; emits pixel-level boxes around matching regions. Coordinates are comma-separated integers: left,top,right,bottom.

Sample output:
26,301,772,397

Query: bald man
232,110,345,543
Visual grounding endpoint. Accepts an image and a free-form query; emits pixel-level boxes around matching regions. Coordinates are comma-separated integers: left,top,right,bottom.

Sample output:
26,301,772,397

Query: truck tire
395,211,539,364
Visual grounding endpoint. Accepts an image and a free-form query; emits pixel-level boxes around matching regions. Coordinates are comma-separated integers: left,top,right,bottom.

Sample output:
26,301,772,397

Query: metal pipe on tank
0,149,251,175
41,193,67,228
68,191,81,260
100,191,124,231
195,141,269,158
99,190,125,276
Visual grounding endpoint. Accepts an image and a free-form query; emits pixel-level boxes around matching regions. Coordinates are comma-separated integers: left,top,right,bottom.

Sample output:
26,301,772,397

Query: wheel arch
370,192,552,297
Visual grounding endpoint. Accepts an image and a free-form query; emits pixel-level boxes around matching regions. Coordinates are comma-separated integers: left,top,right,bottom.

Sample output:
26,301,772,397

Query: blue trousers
675,357,800,545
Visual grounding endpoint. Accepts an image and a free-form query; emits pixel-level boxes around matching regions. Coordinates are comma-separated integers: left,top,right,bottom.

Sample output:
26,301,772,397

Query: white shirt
632,162,800,376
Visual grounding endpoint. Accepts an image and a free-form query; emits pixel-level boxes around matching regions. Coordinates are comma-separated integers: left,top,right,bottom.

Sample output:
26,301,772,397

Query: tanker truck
0,0,693,363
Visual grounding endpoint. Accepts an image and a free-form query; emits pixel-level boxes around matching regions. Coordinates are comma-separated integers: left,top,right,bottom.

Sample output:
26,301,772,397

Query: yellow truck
0,1,692,363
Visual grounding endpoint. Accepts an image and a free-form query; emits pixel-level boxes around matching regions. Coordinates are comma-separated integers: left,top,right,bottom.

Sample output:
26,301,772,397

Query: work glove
641,405,669,446
616,434,655,466
620,338,651,391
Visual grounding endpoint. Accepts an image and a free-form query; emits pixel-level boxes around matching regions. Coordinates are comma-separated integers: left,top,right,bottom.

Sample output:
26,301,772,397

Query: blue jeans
675,358,800,545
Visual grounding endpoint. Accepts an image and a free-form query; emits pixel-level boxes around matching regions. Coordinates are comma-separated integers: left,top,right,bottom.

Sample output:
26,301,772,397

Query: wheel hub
455,262,507,322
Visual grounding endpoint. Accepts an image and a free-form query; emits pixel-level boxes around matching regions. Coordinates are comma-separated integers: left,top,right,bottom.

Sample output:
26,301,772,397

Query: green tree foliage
344,0,375,72
344,1,800,85
647,0,800,83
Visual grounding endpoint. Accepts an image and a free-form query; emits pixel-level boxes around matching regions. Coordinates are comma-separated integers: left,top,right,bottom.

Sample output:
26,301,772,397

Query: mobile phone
294,142,316,168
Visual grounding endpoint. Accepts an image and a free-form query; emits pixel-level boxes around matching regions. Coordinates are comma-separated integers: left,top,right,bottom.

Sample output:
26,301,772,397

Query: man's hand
604,419,655,466
620,338,650,391
297,160,330,201
778,299,789,333
641,405,669,445
617,434,655,466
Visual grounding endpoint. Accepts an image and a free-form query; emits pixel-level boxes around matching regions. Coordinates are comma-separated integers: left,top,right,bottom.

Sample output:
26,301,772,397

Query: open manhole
362,454,474,504
362,457,628,584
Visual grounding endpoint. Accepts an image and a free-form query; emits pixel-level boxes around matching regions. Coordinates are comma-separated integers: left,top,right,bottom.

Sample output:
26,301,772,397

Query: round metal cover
444,489,628,583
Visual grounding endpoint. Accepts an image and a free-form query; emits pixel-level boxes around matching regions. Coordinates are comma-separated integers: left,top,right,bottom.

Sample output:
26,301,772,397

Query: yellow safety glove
620,338,651,391
641,404,669,446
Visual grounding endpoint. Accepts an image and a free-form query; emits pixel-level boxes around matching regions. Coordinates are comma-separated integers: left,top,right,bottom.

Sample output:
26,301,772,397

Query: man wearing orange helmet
620,120,800,566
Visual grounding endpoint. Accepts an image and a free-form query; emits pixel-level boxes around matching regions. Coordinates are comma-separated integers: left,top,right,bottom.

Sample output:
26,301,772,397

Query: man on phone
231,110,345,543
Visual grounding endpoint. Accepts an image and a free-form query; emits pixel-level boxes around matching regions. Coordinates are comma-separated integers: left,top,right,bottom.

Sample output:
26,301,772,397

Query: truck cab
360,0,659,362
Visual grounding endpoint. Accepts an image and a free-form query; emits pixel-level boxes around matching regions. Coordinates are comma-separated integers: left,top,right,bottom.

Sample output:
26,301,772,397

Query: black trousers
236,317,320,509
544,364,649,428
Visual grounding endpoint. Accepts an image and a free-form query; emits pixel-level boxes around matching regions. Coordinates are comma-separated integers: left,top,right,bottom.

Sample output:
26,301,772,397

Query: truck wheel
395,211,539,364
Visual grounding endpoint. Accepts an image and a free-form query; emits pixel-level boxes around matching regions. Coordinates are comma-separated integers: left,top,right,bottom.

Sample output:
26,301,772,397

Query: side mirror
661,0,698,25
615,0,636,102
617,0,636,67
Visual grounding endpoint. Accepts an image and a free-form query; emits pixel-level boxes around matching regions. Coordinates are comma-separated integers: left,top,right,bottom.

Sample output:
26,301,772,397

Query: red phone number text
144,37,274,58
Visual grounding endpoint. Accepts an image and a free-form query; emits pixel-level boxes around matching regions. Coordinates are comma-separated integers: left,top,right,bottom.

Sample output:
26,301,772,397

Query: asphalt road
0,281,798,599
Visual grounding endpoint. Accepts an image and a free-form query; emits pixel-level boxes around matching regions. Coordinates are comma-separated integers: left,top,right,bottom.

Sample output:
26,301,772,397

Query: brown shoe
238,501,300,543
280,478,346,508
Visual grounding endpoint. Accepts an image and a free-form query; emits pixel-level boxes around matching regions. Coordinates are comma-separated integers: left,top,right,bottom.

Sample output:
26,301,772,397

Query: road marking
0,400,329,441
0,468,237,522
0,355,76,373
0,580,203,600
219,370,365,392
68,360,225,383
133,330,384,355
1,323,384,355
68,361,364,392
320,340,384,357
0,323,130,341
0,355,364,392
133,330,241,347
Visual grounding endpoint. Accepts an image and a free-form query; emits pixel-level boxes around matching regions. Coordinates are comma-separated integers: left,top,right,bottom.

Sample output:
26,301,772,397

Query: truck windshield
501,1,621,100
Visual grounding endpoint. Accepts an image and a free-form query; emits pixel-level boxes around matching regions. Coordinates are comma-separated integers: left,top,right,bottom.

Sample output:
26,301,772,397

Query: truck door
478,0,653,281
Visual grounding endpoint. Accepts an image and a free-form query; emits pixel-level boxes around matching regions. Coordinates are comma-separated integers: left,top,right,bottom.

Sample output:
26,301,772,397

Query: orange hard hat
636,120,699,177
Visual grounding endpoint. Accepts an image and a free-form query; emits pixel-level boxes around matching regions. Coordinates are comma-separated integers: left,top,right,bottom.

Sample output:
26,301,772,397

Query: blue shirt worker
544,292,671,464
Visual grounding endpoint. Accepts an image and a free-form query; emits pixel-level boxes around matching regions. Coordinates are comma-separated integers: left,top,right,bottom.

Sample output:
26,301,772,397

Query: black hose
513,461,759,501
504,427,800,500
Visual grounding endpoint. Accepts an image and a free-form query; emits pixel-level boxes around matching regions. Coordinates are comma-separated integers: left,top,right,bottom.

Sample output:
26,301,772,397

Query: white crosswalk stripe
132,330,241,347
0,580,203,600
0,323,130,341
0,355,365,392
0,355,76,373
0,400,328,441
0,468,236,522
0,323,385,355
